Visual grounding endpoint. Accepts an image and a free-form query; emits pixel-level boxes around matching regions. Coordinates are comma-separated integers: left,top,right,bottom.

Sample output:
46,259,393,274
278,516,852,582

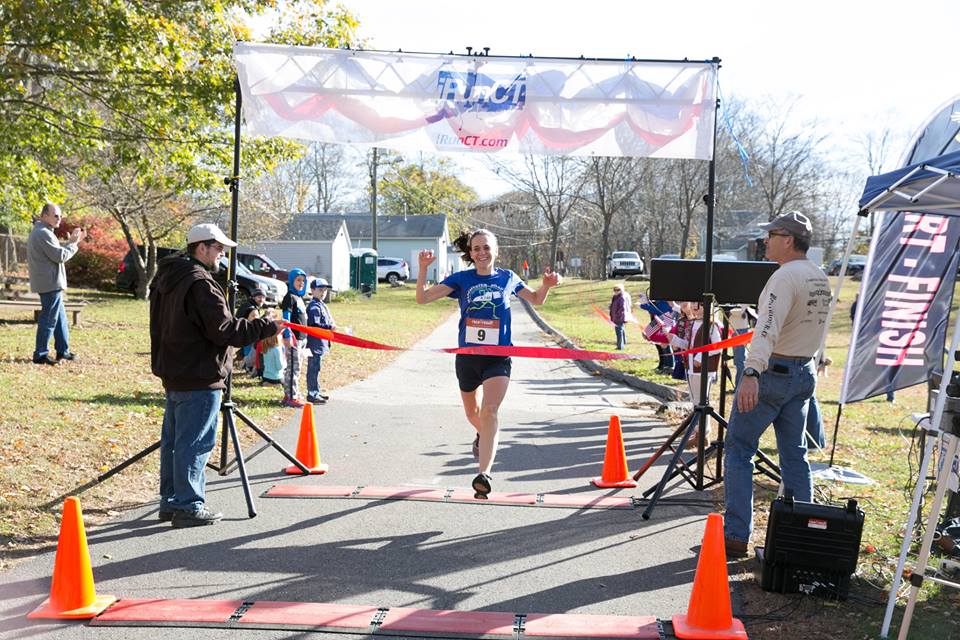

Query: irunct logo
437,71,526,113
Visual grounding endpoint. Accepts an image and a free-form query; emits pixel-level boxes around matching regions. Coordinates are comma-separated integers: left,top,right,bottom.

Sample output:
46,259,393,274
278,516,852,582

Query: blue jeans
614,324,626,350
805,395,826,449
724,357,816,543
159,389,222,512
732,328,749,387
306,354,323,400
34,289,69,360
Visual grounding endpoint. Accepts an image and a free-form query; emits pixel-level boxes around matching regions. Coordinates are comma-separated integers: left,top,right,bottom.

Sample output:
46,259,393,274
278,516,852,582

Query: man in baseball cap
723,209,831,558
185,223,236,247
757,211,813,241
148,222,281,528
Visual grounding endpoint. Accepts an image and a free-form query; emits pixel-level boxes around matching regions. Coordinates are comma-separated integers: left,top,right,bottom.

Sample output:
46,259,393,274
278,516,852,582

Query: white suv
606,251,644,278
377,257,410,284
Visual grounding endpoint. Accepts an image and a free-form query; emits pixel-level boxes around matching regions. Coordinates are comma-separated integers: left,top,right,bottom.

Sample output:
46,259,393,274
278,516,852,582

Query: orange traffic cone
591,416,637,488
285,402,329,474
27,497,116,619
672,513,747,639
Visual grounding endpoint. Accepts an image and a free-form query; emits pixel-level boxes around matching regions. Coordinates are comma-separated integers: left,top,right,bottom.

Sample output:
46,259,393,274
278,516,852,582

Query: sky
329,0,959,198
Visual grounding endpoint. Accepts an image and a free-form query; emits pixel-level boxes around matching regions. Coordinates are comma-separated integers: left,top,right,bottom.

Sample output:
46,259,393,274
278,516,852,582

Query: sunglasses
767,232,792,238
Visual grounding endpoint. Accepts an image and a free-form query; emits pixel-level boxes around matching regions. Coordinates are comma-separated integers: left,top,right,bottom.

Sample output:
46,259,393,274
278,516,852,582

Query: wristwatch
743,367,760,378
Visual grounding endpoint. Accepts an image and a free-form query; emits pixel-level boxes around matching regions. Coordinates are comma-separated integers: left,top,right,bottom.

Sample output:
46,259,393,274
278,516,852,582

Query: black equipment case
759,494,864,599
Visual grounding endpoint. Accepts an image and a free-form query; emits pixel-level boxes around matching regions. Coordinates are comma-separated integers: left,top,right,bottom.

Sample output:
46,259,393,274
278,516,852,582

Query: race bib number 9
465,318,500,345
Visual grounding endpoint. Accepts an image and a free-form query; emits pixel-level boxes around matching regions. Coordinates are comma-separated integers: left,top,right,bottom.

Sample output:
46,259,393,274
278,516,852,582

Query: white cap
186,223,236,247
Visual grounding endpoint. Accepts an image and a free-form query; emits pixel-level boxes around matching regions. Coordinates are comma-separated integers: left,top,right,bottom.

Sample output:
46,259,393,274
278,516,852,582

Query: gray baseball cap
758,211,812,240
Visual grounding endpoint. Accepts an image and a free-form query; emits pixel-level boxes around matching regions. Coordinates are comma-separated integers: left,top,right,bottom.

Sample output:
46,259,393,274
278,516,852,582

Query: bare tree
303,142,354,213
746,97,829,220
494,156,586,266
581,157,644,277
853,124,904,236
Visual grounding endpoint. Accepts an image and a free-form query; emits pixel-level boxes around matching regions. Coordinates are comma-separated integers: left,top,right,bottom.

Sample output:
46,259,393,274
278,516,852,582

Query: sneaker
306,396,327,405
282,396,305,408
472,473,492,500
56,351,77,361
32,356,58,366
724,537,749,559
471,434,480,460
318,393,330,401
171,506,222,528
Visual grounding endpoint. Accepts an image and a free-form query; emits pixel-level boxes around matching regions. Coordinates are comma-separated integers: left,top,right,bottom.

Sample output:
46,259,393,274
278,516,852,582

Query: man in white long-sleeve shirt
723,211,831,558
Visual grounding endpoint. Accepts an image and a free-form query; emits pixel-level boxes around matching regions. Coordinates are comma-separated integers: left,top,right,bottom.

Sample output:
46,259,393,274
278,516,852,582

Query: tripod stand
211,80,310,517
636,311,781,520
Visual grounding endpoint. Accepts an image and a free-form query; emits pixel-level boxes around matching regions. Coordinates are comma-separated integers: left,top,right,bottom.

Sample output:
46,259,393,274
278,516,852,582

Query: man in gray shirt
723,211,831,558
27,203,85,365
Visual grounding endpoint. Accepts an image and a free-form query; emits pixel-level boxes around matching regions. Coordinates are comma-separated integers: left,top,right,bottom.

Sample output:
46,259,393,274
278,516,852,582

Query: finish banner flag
234,43,717,159
840,211,960,404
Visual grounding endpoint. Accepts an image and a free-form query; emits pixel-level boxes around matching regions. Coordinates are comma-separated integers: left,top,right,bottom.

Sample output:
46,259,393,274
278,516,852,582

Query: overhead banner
840,211,960,403
233,42,717,159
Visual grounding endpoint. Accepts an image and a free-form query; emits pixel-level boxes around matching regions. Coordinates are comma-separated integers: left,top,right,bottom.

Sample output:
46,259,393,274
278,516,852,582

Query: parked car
226,259,287,305
827,255,868,276
605,251,644,278
116,246,286,305
377,257,410,284
116,246,179,293
237,251,290,283
656,253,682,260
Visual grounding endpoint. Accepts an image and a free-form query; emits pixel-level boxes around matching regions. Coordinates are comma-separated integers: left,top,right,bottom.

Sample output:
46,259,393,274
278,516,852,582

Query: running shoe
282,396,305,408
472,473,492,500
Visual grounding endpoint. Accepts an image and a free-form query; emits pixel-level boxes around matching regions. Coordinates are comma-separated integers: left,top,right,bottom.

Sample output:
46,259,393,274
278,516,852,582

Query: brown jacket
149,254,279,391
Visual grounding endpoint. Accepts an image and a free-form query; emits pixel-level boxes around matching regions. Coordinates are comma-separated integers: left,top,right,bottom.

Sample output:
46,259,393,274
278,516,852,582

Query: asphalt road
1,306,715,640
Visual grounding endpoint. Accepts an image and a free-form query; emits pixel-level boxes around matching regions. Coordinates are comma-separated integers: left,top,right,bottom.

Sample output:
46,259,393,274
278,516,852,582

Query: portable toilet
350,248,378,294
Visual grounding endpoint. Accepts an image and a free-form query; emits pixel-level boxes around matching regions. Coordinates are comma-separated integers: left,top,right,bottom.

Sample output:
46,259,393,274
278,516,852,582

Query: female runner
416,229,560,498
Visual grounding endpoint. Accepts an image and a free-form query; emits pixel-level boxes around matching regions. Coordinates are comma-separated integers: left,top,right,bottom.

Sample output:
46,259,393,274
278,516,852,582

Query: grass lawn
0,285,455,568
533,276,960,639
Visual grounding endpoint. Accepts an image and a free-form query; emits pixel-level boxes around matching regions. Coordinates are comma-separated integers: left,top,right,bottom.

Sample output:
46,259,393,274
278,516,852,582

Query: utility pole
370,147,379,252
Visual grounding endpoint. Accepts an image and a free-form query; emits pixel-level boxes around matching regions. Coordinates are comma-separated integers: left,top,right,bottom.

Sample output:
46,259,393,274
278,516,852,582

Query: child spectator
260,333,284,385
637,293,677,372
669,301,721,447
237,288,266,375
280,268,308,408
305,278,336,404
239,304,260,374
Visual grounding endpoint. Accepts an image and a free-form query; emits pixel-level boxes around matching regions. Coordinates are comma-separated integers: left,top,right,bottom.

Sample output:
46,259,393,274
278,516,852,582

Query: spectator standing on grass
149,223,282,528
608,283,632,350
280,268,308,408
260,333,284,385
637,294,676,372
27,203,85,365
723,211,831,557
305,278,335,405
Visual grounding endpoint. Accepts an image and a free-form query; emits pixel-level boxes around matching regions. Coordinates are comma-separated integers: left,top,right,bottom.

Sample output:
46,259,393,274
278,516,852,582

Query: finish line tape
283,322,753,361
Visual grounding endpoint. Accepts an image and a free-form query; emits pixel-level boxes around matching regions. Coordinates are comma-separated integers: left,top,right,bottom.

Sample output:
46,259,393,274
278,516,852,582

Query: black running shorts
455,354,512,392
